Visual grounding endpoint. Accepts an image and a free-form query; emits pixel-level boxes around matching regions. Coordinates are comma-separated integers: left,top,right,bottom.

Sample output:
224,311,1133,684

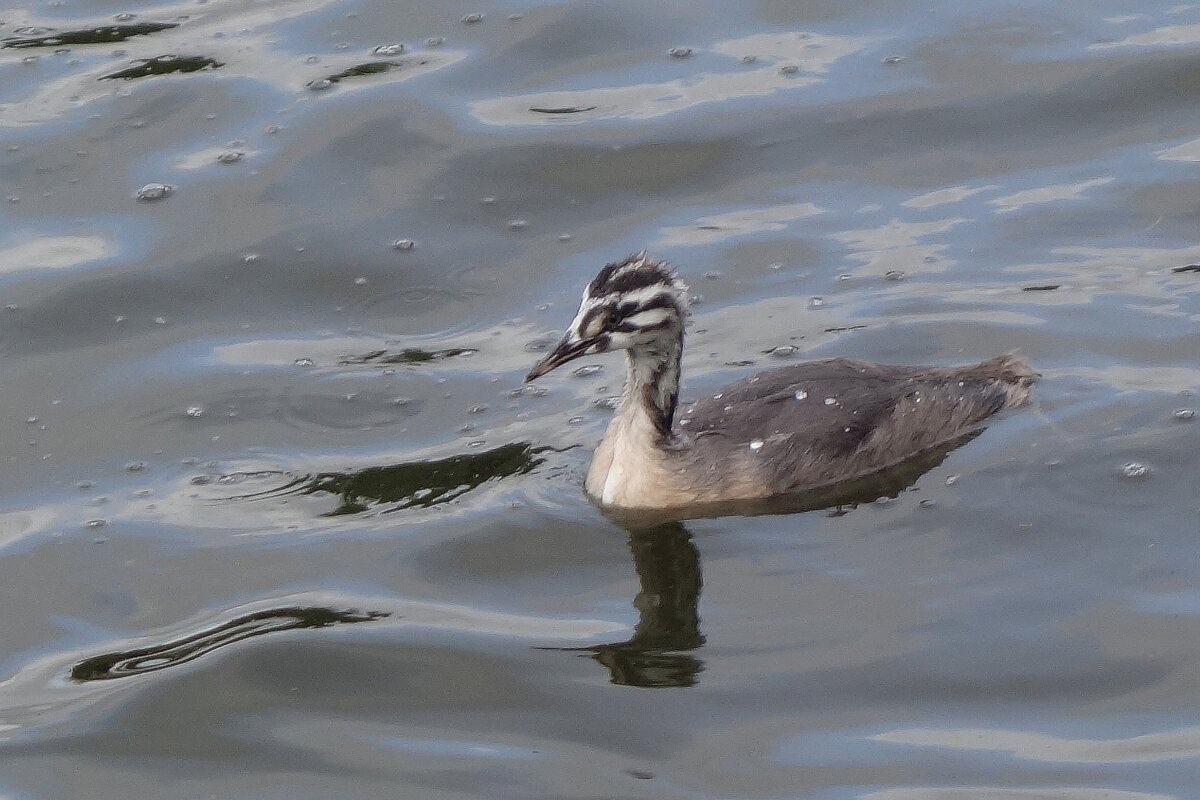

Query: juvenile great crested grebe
526,253,1035,511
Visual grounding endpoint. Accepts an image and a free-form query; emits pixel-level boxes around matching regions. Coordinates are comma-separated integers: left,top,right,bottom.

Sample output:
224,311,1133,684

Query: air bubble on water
84,519,106,529
882,55,904,65
568,416,583,425
573,364,602,377
558,233,572,241
304,55,320,64
1120,462,1150,479
795,390,808,400
241,253,259,263
22,55,39,65
824,397,836,406
508,219,528,230
190,475,212,485
425,36,445,47
779,64,799,75
669,47,693,58
884,270,906,281
390,396,412,406
525,337,555,353
1173,408,1195,421
593,396,620,410
919,499,936,508
115,12,136,21
703,270,722,280
217,151,243,164
25,416,38,424
294,357,314,367
373,43,404,56
741,55,757,64
135,183,173,202
837,273,851,281
391,238,415,250
76,480,95,489
461,12,483,23
748,439,764,451
769,345,797,358
809,296,824,309
185,405,204,418
945,474,959,486
123,461,146,472
154,316,167,325
354,276,368,285
307,78,333,91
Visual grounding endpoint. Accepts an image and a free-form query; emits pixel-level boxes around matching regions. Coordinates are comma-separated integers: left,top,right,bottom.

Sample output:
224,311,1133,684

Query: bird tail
979,353,1037,407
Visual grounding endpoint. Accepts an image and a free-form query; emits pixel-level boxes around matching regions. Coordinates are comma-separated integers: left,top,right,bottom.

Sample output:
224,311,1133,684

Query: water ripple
71,606,388,681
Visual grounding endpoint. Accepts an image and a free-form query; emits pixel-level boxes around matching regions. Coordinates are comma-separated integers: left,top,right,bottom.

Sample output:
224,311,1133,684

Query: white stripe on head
623,308,674,330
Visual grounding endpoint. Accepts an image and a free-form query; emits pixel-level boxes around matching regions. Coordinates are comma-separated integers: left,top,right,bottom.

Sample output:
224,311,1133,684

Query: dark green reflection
2,22,177,48
100,55,223,81
308,60,402,89
529,105,597,114
71,607,387,682
338,347,477,366
561,523,705,688
254,443,548,516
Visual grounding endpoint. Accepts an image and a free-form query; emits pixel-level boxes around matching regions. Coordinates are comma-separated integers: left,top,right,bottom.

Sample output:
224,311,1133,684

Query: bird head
525,253,689,382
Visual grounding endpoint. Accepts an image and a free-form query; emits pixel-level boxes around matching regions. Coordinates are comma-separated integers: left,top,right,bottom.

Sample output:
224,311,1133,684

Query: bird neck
619,333,682,441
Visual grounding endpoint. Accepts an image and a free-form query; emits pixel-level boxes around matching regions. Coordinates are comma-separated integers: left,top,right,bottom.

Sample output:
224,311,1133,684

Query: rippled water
3,1,1200,797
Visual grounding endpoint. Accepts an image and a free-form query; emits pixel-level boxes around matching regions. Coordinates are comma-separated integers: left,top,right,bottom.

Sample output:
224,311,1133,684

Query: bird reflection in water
555,522,706,688
566,435,980,688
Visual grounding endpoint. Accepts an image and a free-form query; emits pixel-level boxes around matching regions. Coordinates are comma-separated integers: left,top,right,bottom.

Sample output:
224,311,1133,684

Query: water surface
3,1,1200,798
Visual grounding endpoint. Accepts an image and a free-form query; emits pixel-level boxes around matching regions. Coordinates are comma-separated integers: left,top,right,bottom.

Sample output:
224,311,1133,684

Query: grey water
2,1,1200,798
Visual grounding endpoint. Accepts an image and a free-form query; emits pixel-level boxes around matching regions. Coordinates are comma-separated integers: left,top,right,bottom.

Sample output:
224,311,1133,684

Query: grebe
526,253,1035,512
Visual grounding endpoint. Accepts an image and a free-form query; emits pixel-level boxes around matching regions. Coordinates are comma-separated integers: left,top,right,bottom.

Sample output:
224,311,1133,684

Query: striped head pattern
525,253,689,381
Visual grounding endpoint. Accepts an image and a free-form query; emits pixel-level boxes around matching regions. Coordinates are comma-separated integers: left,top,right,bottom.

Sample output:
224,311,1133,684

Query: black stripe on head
614,292,680,319
588,254,674,298
587,263,620,296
